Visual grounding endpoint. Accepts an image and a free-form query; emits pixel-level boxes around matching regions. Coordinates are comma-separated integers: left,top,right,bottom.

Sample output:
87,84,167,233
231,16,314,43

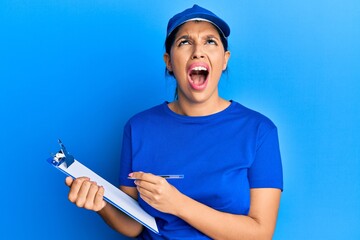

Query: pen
158,175,184,179
128,175,184,180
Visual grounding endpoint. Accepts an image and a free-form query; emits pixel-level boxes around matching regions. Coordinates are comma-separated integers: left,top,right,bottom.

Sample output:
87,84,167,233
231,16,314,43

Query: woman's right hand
65,176,107,212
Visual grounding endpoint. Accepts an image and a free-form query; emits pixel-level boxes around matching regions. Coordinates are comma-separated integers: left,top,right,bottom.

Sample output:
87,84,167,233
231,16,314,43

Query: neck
169,97,230,116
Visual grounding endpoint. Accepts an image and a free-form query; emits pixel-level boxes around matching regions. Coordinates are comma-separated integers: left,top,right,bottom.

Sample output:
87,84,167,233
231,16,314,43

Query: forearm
174,193,276,240
97,203,143,238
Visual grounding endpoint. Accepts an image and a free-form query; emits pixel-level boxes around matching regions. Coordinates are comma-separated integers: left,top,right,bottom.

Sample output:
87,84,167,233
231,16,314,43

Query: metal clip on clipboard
48,139,75,168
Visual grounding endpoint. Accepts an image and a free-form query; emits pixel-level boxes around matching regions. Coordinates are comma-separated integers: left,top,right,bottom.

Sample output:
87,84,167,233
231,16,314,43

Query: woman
66,5,283,239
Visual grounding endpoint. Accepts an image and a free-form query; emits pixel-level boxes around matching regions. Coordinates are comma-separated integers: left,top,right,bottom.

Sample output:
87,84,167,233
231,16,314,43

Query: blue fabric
166,4,230,38
119,101,283,239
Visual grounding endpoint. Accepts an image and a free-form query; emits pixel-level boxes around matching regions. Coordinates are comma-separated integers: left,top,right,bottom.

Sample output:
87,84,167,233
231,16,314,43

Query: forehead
175,21,221,38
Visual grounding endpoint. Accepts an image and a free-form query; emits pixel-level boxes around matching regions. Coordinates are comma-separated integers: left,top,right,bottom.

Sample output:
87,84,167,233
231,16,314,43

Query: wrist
96,201,108,214
171,190,188,217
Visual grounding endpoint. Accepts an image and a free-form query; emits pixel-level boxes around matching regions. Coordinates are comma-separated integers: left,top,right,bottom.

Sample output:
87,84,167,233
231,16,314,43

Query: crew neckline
162,100,235,122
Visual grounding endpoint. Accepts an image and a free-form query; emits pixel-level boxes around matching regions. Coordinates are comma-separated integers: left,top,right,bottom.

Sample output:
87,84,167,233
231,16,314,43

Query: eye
206,38,218,45
178,40,190,46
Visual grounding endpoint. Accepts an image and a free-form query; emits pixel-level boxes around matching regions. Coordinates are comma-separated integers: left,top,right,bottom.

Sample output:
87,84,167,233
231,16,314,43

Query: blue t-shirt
119,101,283,239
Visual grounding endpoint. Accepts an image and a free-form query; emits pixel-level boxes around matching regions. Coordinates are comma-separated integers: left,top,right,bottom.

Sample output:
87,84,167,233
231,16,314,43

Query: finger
65,176,73,187
68,177,90,203
130,172,161,183
137,184,154,200
83,182,98,209
135,177,168,193
139,192,152,205
128,171,145,180
93,186,106,211
75,180,92,207
135,179,156,192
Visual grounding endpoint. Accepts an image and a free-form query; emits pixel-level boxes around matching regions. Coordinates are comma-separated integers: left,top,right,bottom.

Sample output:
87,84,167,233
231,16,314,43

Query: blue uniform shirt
119,101,283,239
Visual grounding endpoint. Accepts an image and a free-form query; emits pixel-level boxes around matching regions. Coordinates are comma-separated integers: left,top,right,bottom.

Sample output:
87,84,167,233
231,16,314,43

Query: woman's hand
65,176,107,212
129,172,182,215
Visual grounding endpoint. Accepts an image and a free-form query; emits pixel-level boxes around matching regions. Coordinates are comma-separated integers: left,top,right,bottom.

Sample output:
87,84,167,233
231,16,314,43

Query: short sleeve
248,127,283,191
119,122,136,187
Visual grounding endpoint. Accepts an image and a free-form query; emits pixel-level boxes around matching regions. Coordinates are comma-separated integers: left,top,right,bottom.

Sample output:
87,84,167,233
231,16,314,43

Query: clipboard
47,140,159,235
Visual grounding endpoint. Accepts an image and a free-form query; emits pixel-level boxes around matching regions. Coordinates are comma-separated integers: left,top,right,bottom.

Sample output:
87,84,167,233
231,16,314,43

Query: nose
191,45,205,59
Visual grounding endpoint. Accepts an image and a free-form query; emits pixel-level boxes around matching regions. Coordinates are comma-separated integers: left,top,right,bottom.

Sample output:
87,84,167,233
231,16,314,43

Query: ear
222,51,231,71
163,53,173,72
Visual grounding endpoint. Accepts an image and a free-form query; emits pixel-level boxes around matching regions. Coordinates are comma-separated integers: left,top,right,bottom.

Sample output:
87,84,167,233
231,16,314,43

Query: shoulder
229,101,278,147
230,101,277,130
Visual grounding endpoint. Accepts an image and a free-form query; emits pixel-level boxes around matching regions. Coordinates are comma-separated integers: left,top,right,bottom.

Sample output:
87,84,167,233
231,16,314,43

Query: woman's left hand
129,172,182,215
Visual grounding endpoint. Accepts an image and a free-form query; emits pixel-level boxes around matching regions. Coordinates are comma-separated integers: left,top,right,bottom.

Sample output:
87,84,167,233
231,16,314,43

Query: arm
175,188,281,240
65,177,143,238
131,172,281,240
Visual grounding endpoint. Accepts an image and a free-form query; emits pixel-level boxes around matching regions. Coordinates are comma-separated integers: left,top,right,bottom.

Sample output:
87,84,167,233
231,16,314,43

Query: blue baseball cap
166,4,230,39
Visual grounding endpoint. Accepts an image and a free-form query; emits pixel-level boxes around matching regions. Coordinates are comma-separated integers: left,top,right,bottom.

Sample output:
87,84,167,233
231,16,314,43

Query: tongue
190,74,206,85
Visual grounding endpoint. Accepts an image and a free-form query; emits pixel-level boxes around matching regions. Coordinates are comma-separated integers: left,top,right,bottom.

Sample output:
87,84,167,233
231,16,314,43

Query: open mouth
188,65,209,90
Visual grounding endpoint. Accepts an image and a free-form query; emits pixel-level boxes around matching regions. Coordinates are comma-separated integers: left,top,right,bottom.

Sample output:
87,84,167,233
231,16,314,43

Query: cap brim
183,17,227,39
167,13,230,39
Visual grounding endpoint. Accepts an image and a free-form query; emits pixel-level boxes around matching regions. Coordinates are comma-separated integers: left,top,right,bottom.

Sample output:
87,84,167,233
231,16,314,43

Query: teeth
192,66,207,71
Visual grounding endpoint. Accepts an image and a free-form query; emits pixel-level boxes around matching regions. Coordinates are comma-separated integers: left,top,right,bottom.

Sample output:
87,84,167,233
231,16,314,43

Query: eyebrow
175,34,220,43
175,35,190,42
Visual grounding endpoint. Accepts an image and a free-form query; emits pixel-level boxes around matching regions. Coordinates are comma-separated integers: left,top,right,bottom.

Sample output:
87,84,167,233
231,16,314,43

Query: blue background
1,0,359,239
